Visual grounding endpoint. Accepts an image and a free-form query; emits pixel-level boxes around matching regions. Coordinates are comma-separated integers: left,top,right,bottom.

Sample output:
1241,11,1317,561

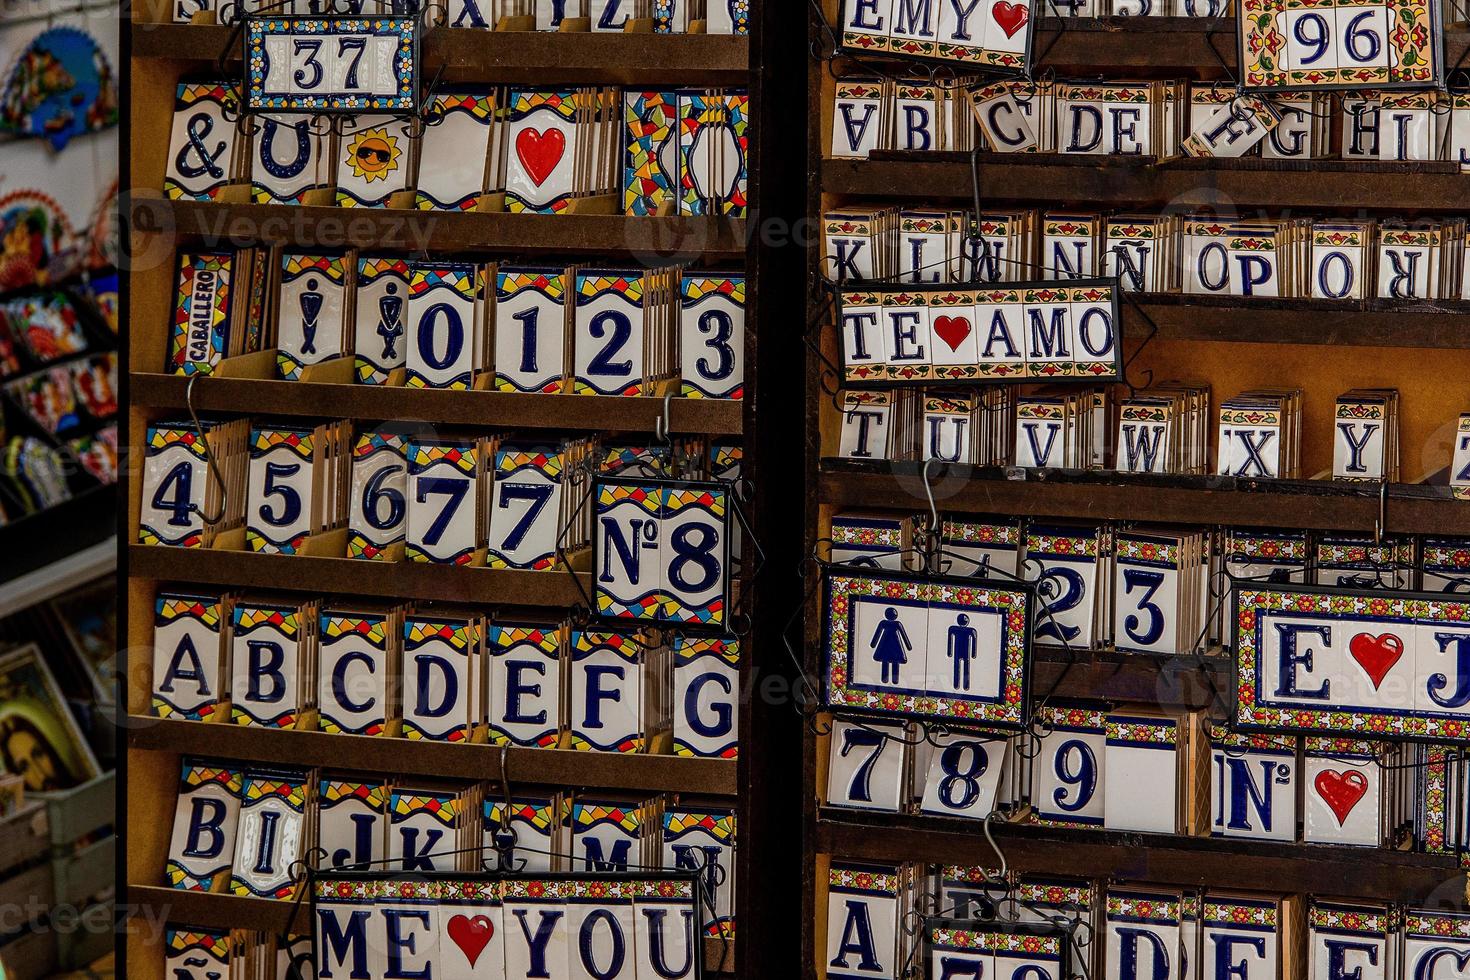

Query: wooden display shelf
135,198,748,259
818,460,1470,535
825,16,1470,76
1124,294,1470,348
132,373,746,435
130,22,749,86
815,813,1463,902
824,154,1470,212
1033,647,1226,711
126,886,735,971
127,719,738,794
128,546,590,606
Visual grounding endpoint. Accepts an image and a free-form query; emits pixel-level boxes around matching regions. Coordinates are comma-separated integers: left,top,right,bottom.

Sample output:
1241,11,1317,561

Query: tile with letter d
402,615,478,742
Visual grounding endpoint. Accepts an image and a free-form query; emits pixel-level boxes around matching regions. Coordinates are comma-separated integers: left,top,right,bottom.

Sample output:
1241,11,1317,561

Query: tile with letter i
152,591,227,721
567,628,645,752
1209,724,1297,842
389,788,461,874
486,622,563,748
494,266,569,394
166,930,230,979
318,779,387,872
406,439,485,566
231,600,311,728
402,615,480,742
277,252,350,380
245,425,316,554
230,767,309,899
672,634,739,758
354,256,411,384
407,263,488,390
570,797,643,873
680,273,746,399
1031,704,1106,827
487,443,565,570
138,423,210,547
318,607,394,736
825,861,902,980
164,82,240,201
168,250,233,377
663,807,737,937
347,430,409,560
165,759,242,890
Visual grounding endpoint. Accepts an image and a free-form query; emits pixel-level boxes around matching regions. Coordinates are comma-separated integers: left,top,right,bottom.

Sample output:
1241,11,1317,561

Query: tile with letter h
1308,900,1397,980
594,477,731,629
1209,723,1298,843
152,591,230,722
826,861,909,980
672,634,739,759
664,806,737,937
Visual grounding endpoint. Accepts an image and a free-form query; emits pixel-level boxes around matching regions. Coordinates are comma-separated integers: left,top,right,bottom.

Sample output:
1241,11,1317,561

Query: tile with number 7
487,444,564,570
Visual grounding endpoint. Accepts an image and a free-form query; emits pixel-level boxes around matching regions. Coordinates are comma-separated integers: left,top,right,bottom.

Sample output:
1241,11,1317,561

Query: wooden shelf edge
815,813,1463,902
817,463,1470,535
126,718,738,795
130,22,749,83
127,545,591,606
1033,647,1226,711
130,374,746,435
134,199,748,259
126,885,735,970
822,156,1470,211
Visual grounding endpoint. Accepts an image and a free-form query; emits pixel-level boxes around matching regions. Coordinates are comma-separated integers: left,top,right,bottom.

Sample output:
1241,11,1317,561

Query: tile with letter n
594,477,732,629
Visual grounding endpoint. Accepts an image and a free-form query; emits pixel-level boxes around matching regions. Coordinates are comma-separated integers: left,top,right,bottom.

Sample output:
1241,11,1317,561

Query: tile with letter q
1030,704,1106,827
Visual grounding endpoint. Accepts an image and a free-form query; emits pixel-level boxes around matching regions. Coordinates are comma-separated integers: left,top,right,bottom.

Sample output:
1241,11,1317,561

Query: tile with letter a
826,861,901,980
152,592,224,720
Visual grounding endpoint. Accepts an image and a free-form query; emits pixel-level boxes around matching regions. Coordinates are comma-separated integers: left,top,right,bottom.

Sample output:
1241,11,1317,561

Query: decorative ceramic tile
680,274,745,398
354,256,411,384
347,430,409,559
319,611,390,735
319,778,386,871
277,252,348,379
505,89,577,213
139,424,210,547
230,767,308,899
826,718,907,812
495,267,568,393
165,759,242,890
152,591,224,720
486,622,563,748
826,862,901,980
406,440,480,565
389,789,460,873
402,616,478,741
672,635,739,758
416,93,495,211
165,82,239,201
406,264,482,390
230,602,303,727
250,113,330,204
245,426,315,554
567,629,644,752
1210,726,1297,841
246,17,418,113
488,444,564,570
1031,705,1106,826
663,808,736,937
